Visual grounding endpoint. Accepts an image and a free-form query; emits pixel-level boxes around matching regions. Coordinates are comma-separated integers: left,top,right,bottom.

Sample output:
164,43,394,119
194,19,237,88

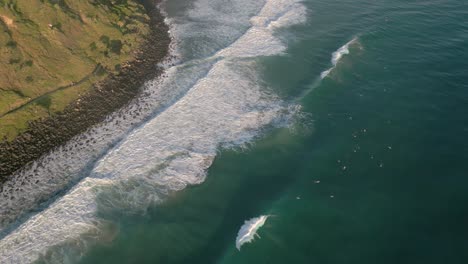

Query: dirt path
0,64,103,119
0,1,170,181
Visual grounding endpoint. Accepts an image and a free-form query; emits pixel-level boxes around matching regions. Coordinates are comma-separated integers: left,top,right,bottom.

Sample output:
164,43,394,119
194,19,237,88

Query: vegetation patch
0,0,151,140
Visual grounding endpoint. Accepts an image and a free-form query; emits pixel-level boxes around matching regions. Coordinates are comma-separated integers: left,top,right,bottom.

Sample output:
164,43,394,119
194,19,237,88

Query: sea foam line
0,0,307,263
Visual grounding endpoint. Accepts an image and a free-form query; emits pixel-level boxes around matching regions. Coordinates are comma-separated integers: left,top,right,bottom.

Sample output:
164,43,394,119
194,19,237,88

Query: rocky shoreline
0,0,171,183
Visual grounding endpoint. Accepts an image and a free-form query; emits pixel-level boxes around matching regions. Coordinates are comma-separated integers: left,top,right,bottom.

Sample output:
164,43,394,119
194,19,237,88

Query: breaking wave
321,37,359,79
236,215,270,250
0,0,307,263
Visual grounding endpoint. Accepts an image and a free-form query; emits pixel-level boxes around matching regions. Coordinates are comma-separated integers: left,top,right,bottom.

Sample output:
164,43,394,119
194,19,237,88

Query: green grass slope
0,0,150,140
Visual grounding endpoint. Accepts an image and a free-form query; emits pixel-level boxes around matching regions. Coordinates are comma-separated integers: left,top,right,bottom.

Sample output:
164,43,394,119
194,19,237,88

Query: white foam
163,0,264,60
217,0,307,58
0,0,307,262
0,28,215,236
236,215,269,250
321,37,358,79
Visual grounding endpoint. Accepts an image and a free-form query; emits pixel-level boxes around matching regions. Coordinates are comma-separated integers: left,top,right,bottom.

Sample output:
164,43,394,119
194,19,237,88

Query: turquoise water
75,0,468,263
0,0,463,263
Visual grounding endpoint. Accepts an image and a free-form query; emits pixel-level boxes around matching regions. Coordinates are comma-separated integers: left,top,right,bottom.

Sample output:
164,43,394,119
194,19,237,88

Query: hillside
0,0,151,140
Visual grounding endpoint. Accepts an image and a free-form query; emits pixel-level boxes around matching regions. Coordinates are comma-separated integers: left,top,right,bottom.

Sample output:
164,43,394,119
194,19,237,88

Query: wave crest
321,37,359,79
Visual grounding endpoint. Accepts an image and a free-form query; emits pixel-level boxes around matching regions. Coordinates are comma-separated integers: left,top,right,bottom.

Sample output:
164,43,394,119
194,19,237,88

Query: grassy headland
0,0,170,180
0,0,151,140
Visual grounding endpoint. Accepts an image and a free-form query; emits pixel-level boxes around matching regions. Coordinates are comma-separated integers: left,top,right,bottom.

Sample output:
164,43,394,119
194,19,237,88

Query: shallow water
2,0,468,263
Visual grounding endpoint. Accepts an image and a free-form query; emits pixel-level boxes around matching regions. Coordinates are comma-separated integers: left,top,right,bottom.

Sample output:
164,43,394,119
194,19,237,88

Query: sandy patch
0,15,15,28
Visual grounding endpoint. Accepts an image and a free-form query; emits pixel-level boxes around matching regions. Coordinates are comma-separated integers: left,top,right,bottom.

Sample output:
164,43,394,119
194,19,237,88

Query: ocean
1,0,468,263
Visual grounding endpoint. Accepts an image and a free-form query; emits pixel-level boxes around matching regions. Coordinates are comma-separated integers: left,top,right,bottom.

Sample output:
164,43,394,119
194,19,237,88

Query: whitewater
320,37,359,79
0,0,307,263
236,215,270,250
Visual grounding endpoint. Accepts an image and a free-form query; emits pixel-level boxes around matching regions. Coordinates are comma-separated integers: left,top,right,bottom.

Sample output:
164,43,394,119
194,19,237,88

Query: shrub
109,39,122,54
6,40,17,48
99,35,110,45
